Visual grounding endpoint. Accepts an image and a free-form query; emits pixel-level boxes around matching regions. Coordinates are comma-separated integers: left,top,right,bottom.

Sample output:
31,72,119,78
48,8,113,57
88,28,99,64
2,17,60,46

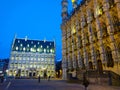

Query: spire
71,0,78,9
61,0,68,22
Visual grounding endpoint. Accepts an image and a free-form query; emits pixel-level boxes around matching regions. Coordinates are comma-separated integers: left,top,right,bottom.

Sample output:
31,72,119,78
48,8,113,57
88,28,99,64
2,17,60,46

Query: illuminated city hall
61,0,120,79
8,36,55,78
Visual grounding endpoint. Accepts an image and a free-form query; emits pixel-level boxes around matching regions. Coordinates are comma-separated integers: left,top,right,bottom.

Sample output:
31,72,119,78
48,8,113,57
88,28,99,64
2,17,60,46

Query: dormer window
38,42,40,44
31,41,33,44
27,44,29,47
18,40,20,43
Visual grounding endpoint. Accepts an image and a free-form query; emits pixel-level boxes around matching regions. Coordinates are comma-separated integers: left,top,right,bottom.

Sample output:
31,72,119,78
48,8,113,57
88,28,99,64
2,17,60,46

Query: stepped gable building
8,37,55,78
61,0,120,80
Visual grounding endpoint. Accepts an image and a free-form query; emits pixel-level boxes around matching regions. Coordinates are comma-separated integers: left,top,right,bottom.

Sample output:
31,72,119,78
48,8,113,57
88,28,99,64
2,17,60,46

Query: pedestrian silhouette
48,76,50,81
38,75,40,83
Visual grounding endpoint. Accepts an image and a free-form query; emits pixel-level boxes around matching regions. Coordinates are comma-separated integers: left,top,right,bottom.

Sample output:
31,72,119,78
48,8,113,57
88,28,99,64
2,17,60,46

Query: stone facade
8,37,55,78
61,0,120,80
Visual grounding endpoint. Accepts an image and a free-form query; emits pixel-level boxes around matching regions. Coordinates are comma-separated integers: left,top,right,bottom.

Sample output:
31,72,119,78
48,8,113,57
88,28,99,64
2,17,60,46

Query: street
0,79,120,90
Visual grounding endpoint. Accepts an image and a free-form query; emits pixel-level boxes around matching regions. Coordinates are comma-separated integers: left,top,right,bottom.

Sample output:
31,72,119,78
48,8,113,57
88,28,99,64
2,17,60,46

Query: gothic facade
61,0,120,80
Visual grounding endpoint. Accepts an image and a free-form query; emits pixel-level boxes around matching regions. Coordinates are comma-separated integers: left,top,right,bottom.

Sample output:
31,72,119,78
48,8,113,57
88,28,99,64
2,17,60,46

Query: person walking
48,75,50,81
38,75,40,83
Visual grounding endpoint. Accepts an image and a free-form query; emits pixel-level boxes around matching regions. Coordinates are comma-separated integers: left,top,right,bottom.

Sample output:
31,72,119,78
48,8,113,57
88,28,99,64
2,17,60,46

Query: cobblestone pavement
0,79,120,90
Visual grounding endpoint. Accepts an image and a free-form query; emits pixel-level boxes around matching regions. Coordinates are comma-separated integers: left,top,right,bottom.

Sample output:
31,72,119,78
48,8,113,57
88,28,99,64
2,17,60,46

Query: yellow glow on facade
72,27,76,34
71,0,75,3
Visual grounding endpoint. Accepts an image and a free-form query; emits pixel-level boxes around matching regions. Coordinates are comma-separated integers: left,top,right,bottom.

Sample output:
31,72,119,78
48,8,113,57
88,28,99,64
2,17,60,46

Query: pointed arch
105,46,114,67
97,59,103,74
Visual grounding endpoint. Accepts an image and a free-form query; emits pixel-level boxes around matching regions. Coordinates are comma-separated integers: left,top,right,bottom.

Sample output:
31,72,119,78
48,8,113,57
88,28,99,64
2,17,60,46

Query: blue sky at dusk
0,0,81,61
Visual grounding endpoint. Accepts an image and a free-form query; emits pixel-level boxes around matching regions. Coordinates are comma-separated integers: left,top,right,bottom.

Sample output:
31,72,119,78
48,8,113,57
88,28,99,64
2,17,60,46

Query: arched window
89,61,93,70
97,60,103,74
109,0,115,8
81,55,85,69
112,15,120,33
92,27,98,42
105,46,114,67
118,43,120,55
96,50,100,60
86,32,89,45
78,35,82,48
100,22,108,37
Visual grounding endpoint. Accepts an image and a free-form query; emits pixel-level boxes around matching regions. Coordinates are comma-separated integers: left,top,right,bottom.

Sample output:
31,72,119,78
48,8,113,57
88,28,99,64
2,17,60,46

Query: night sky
0,0,81,61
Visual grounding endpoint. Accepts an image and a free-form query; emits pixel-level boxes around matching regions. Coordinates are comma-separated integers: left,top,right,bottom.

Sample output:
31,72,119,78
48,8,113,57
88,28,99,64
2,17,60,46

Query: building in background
0,59,9,77
61,0,120,80
8,36,55,78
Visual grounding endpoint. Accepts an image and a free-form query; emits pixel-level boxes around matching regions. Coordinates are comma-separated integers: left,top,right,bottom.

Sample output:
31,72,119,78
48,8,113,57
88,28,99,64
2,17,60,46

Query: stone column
115,0,120,20
81,13,88,68
86,8,96,69
103,0,119,62
94,0,106,64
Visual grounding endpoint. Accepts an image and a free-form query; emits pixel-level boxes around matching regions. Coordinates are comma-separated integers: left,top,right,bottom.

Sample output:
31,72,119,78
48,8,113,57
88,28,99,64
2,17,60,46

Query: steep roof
12,38,55,54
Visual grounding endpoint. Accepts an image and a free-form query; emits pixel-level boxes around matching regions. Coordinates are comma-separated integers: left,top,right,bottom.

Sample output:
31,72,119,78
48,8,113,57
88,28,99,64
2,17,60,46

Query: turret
71,0,78,9
61,0,68,22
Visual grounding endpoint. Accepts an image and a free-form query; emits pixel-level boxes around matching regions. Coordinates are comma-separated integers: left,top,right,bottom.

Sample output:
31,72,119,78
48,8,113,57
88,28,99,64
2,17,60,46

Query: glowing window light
34,45,36,47
72,27,76,34
71,0,75,3
27,44,29,47
44,49,46,53
37,48,40,52
41,45,43,48
30,48,33,52
50,49,53,53
16,47,18,50
20,44,23,47
23,47,26,51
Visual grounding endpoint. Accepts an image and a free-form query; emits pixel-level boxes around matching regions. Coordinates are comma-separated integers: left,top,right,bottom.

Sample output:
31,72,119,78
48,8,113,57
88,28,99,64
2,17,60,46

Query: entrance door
33,73,36,77
29,72,32,77
97,60,103,74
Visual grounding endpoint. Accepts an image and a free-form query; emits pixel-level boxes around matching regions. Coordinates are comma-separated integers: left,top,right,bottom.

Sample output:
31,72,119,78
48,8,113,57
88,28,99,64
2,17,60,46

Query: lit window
71,0,75,3
37,48,40,52
23,47,26,51
47,46,49,48
38,42,40,44
41,45,43,48
72,27,76,34
31,41,33,44
47,49,49,53
44,49,46,53
96,5,103,16
18,40,20,43
27,44,29,47
16,47,18,50
30,48,33,52
20,44,23,47
50,49,53,53
34,45,36,47
41,58,44,61
11,57,14,60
